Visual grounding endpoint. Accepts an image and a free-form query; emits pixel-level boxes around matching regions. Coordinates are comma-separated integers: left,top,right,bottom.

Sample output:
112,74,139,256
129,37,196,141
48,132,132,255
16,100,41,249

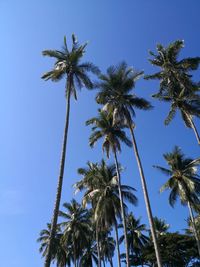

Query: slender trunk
96,228,102,267
103,259,106,267
44,78,72,267
188,201,200,256
189,116,200,145
114,151,130,267
114,220,121,267
128,125,162,267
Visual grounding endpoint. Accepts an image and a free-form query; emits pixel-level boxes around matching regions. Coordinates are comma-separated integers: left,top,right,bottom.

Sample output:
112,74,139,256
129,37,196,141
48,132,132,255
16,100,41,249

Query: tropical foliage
39,37,200,267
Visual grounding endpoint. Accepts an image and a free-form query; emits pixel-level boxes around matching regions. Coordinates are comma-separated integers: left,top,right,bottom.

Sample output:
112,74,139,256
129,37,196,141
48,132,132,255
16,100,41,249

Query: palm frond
164,103,177,125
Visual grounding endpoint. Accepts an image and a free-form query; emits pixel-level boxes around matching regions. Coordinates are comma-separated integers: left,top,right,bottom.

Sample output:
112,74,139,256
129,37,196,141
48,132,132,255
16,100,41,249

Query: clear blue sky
1,1,200,266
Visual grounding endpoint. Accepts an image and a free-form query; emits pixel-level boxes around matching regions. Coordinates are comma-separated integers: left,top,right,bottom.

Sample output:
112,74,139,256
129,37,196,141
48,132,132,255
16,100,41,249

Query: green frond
42,49,66,60
79,62,100,75
159,181,171,193
144,72,163,80
153,165,172,176
164,103,177,125
180,111,192,128
41,70,65,82
169,187,179,207
89,130,103,148
178,57,200,71
130,97,153,110
167,40,184,61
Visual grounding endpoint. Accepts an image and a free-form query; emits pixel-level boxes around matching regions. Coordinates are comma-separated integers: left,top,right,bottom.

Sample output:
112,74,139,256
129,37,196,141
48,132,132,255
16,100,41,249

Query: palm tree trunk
187,201,200,256
96,228,102,267
114,220,121,267
44,78,72,267
114,151,130,267
103,259,106,267
128,125,162,267
189,116,200,145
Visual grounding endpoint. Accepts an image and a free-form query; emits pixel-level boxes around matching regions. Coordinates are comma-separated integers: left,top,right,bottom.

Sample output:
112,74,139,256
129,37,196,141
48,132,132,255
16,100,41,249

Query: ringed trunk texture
114,151,130,267
114,220,121,267
44,80,71,267
187,201,200,256
189,116,200,145
129,125,162,267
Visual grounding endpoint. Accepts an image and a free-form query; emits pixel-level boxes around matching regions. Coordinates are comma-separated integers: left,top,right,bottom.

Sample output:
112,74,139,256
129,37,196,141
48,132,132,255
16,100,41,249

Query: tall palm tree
41,34,99,267
59,199,92,267
145,40,200,144
119,213,149,266
86,110,133,267
95,62,162,267
74,159,138,267
154,146,200,256
74,161,105,267
37,223,69,267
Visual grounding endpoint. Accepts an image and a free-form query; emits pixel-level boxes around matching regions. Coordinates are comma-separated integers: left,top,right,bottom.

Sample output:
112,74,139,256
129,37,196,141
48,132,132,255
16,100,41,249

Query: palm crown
119,213,149,255
154,146,200,208
42,34,100,99
86,110,132,157
145,40,200,142
145,40,200,96
37,224,67,267
59,199,92,265
95,62,152,126
75,159,137,228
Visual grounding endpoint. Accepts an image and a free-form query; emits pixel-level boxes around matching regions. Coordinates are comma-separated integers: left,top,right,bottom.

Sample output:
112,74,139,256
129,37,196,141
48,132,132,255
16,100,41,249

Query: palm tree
119,213,149,266
95,62,162,267
153,217,170,237
37,223,69,267
41,34,99,267
74,159,138,267
86,110,133,267
154,146,200,256
59,199,92,267
186,214,200,237
145,40,200,144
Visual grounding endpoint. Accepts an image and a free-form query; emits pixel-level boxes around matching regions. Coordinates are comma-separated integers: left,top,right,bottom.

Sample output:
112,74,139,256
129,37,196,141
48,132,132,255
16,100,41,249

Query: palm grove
38,35,200,267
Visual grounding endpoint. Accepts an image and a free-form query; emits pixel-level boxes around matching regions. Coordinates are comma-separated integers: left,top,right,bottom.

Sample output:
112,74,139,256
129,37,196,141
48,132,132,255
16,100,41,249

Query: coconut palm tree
153,217,170,237
119,213,149,266
41,34,99,267
74,161,105,267
59,199,92,267
145,40,200,144
37,223,69,267
74,159,138,267
95,62,162,267
154,146,200,256
86,110,133,267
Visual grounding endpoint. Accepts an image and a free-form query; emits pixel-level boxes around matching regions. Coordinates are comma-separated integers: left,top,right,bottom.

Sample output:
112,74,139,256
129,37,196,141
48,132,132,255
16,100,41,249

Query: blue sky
1,1,200,266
